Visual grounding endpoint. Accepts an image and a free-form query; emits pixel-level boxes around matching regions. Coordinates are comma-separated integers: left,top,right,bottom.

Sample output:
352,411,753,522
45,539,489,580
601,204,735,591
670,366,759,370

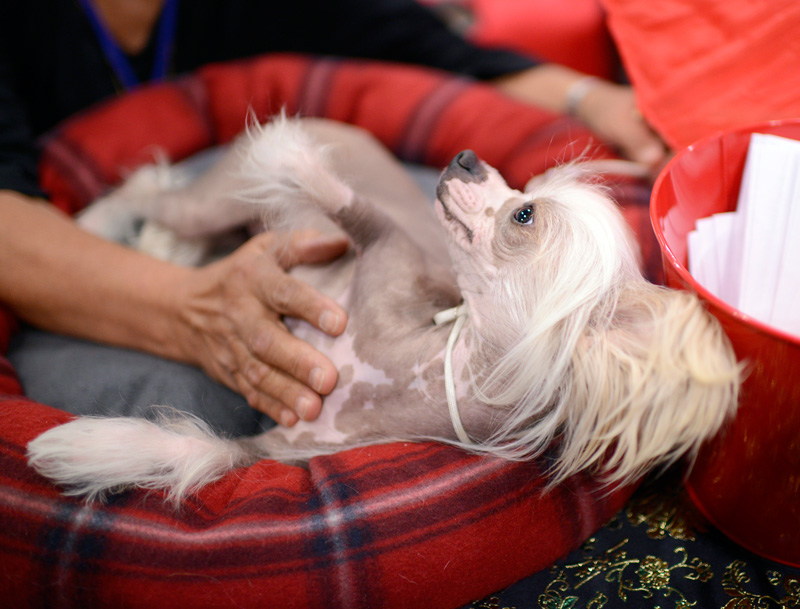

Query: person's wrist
564,76,601,118
155,265,206,366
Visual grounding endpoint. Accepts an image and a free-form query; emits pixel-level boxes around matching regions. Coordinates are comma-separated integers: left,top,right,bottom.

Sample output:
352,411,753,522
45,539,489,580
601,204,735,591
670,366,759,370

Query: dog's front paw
76,165,171,244
136,220,211,265
76,196,143,244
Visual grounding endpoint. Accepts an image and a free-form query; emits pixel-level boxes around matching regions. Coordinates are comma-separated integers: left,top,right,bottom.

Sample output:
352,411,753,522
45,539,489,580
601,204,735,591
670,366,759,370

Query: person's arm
493,64,668,169
286,0,666,168
0,190,348,426
1,22,353,427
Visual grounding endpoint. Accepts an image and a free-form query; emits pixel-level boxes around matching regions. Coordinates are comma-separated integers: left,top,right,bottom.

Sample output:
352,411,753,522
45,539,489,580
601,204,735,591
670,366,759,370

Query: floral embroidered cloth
464,469,800,608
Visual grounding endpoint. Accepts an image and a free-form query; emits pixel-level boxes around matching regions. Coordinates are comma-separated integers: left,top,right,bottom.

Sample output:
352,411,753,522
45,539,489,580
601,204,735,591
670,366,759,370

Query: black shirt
0,0,536,197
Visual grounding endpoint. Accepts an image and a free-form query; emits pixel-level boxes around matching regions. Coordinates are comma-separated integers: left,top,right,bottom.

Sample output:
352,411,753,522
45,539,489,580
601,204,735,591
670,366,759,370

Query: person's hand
175,229,349,427
494,65,669,172
572,80,668,170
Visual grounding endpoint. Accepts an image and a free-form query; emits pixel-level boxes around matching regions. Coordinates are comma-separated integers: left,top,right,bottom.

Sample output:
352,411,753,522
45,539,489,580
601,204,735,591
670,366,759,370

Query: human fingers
272,229,351,269
227,332,328,425
578,84,669,170
214,354,303,427
176,235,344,425
238,234,345,414
261,268,347,337
196,291,334,424
219,254,341,421
243,232,349,337
198,309,332,426
617,105,668,169
237,296,339,396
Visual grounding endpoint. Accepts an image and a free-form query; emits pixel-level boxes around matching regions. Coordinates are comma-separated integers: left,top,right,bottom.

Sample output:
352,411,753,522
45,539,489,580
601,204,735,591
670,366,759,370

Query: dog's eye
513,205,534,225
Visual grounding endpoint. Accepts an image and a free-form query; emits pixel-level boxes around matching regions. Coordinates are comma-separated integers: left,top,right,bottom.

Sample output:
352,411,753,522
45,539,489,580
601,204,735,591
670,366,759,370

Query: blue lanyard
77,0,179,90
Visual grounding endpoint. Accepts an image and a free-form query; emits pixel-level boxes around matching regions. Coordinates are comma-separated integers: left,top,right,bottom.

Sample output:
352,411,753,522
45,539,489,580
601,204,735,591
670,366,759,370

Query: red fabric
418,0,616,79
468,0,615,79
601,0,800,149
1,54,649,608
0,400,633,609
36,53,660,279
39,54,618,215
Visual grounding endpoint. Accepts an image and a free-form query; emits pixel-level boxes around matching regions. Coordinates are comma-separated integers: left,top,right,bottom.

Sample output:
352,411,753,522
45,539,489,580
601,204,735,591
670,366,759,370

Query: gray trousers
8,326,274,437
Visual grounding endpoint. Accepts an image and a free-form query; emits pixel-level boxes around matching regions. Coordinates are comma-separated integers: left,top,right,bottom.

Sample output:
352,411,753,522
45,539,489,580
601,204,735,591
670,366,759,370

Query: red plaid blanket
0,399,634,609
1,54,647,608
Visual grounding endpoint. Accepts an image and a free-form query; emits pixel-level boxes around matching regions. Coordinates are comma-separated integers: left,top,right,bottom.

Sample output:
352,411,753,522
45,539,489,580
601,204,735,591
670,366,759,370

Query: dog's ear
560,282,741,483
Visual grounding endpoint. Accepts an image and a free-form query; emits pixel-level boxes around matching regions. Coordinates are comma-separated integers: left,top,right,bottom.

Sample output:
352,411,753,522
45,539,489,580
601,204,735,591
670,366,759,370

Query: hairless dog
28,117,740,503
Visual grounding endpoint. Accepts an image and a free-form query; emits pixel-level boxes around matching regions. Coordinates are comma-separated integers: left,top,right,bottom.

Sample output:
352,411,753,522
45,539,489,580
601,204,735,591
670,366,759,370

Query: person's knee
7,327,264,436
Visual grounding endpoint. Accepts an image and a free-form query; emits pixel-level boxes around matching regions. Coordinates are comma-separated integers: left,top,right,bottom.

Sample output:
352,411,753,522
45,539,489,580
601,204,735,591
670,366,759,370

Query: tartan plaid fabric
1,54,651,607
0,399,634,609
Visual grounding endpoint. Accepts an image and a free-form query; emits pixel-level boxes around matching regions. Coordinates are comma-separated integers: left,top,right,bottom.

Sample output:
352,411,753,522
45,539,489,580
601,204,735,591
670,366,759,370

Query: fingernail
296,396,312,420
281,409,298,427
319,310,340,334
310,367,326,393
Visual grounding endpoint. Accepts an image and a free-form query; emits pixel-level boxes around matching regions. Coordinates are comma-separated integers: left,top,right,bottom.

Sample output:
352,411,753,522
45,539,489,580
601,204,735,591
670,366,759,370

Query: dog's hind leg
240,117,405,252
79,143,262,245
76,164,172,244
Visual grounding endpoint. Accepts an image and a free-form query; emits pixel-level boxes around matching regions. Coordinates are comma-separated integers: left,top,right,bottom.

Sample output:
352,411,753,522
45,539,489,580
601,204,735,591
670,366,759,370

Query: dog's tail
27,414,255,504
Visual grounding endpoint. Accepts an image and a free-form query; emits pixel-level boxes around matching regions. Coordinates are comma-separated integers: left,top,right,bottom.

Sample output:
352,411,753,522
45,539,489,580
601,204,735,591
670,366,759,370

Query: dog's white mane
436,165,739,483
477,171,638,438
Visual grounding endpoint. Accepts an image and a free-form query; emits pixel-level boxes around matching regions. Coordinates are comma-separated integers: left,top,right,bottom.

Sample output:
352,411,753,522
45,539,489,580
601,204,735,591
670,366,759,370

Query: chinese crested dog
28,117,740,502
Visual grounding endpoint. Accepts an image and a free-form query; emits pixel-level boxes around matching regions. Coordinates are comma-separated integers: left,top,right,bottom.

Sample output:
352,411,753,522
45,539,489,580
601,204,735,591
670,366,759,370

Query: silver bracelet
565,76,600,116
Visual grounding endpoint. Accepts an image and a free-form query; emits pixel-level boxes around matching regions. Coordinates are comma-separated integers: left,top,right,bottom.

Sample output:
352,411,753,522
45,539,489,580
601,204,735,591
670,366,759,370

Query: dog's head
435,151,740,483
435,150,642,339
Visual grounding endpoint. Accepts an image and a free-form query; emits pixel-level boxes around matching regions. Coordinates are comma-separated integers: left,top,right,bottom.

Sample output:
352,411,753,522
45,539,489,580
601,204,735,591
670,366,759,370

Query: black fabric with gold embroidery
464,469,800,609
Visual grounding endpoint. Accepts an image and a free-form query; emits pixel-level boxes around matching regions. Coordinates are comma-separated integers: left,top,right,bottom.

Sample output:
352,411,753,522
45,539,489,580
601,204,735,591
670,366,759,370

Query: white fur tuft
235,113,354,215
27,414,253,504
136,220,212,266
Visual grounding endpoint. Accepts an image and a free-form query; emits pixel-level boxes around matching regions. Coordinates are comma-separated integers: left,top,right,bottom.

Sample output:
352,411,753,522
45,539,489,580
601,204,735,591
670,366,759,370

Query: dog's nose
442,149,487,185
453,150,479,172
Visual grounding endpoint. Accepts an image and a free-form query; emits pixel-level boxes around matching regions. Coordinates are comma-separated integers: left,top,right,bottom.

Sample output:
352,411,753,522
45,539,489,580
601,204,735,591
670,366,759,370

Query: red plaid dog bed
1,54,649,609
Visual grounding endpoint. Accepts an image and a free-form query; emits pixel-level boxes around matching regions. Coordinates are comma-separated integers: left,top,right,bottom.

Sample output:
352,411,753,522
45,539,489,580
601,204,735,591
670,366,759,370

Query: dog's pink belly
278,375,387,446
279,260,448,448
280,320,417,446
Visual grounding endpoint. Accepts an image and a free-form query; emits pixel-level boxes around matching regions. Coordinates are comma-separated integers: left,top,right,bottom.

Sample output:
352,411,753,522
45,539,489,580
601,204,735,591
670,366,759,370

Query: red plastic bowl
651,120,800,567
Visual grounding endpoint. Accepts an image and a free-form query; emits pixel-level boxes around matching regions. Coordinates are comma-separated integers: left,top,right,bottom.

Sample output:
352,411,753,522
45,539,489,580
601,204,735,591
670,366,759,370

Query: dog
27,116,741,503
